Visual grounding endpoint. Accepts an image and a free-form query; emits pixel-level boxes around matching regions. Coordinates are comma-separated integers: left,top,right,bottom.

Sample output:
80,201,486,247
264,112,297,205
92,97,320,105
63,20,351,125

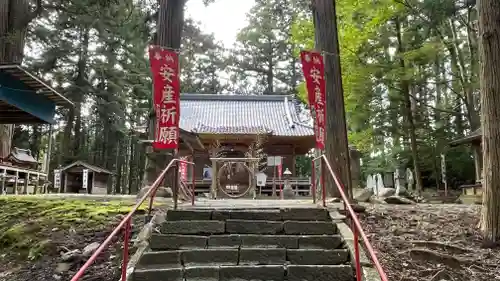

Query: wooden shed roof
449,128,482,146
60,161,113,174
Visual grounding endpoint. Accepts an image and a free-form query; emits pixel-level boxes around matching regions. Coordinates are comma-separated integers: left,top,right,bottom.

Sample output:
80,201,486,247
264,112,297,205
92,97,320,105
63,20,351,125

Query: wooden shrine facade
176,94,315,197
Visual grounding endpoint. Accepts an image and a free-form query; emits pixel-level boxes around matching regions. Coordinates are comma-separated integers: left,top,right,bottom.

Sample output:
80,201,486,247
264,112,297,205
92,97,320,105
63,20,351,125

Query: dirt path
359,204,500,281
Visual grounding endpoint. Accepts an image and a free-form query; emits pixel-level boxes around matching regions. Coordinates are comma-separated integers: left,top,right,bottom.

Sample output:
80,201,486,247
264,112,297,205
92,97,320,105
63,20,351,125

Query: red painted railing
312,155,389,281
70,158,195,281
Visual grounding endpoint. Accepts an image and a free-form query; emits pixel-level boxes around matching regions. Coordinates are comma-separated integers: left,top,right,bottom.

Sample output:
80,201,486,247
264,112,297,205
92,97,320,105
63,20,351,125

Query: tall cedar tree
478,0,500,243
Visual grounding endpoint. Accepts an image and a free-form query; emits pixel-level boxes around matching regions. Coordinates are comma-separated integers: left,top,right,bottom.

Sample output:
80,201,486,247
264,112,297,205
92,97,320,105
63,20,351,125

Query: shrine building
0,64,73,194
177,94,315,198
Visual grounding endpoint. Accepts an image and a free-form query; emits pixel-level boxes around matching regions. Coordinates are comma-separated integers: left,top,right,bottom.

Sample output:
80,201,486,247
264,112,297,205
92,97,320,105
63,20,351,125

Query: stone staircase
132,208,354,281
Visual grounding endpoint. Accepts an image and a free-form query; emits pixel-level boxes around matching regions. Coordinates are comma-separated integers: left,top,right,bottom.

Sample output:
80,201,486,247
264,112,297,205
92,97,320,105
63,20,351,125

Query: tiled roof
61,160,113,174
180,94,314,137
9,147,37,163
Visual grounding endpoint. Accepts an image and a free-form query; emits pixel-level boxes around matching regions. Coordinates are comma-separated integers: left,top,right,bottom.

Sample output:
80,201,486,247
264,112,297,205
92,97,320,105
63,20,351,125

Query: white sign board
267,156,282,167
54,169,61,190
256,172,268,187
82,169,88,190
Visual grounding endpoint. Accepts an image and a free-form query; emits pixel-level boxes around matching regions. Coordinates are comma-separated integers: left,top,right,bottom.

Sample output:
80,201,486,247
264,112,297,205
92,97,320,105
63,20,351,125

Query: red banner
300,50,326,150
179,161,187,182
148,45,180,149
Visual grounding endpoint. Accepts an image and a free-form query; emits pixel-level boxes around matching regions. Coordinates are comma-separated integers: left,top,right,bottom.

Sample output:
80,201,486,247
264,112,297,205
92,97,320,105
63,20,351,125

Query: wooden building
0,64,73,194
59,161,113,194
177,94,315,197
449,128,482,204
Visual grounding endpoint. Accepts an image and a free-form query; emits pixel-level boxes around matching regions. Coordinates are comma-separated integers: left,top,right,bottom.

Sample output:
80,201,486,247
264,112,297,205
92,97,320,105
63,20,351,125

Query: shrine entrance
210,157,260,199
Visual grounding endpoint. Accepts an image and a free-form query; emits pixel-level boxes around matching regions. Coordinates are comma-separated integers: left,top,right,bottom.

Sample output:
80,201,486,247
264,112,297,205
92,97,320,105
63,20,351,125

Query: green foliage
290,0,480,187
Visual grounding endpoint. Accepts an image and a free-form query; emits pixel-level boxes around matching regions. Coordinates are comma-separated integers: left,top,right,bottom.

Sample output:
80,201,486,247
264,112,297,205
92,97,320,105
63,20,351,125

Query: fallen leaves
359,204,500,281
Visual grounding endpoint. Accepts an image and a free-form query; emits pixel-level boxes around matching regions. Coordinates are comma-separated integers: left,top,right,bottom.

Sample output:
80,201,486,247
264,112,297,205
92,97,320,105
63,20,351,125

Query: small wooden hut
59,161,113,194
449,128,482,203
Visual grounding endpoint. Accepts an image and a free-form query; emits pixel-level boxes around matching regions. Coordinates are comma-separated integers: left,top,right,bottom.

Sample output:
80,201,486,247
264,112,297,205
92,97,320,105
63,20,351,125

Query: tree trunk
478,0,500,243
311,0,353,199
395,17,424,196
141,0,186,189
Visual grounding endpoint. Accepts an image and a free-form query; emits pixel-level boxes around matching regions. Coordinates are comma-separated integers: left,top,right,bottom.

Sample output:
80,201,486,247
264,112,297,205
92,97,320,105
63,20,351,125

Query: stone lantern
282,168,294,199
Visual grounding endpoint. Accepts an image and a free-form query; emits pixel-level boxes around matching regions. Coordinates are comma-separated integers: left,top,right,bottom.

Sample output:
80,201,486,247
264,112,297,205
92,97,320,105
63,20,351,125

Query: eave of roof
449,128,482,146
0,64,73,107
60,160,113,174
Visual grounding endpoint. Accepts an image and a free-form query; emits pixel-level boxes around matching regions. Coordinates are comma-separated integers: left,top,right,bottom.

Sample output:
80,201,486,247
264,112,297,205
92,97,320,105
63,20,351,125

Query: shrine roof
180,94,314,137
449,128,481,146
60,160,113,175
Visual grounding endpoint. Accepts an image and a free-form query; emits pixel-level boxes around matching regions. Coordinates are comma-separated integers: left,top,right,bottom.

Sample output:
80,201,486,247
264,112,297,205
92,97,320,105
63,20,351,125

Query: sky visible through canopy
186,0,255,47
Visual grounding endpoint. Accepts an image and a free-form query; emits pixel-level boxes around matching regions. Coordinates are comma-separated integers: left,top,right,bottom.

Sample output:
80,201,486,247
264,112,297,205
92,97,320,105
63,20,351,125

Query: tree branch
409,93,462,116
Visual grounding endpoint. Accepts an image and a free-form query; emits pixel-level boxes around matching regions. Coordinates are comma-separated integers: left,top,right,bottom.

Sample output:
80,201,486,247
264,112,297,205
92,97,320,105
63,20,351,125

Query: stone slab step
133,267,183,281
150,234,344,250
222,220,336,235
136,250,181,268
283,221,336,235
167,209,213,221
150,234,207,250
287,265,353,281
133,265,353,281
161,220,225,234
219,265,285,281
225,220,283,234
239,248,286,265
286,249,349,265
138,248,348,268
166,208,331,221
138,249,239,268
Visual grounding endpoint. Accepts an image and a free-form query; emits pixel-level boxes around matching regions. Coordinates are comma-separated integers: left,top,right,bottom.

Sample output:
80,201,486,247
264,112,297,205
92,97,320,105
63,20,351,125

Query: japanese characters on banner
148,46,180,150
300,50,326,150
179,160,188,182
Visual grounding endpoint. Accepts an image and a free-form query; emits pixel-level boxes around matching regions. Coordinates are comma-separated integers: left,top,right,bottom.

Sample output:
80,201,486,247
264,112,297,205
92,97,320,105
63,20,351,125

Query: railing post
311,159,316,204
191,161,195,206
147,183,159,219
352,219,362,281
321,159,326,207
121,218,131,281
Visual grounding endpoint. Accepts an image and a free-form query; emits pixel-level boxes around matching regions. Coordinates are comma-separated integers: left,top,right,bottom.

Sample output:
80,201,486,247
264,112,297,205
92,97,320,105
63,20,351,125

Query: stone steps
133,265,354,281
150,234,344,250
166,209,331,221
132,208,353,281
160,220,336,235
137,248,349,268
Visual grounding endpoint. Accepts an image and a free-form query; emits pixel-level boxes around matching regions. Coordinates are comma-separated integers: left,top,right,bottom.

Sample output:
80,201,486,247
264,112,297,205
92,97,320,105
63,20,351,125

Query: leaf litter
359,204,500,281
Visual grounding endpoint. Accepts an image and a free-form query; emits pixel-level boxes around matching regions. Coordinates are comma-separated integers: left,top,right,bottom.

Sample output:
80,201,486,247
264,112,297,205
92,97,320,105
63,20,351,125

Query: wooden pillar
34,174,40,194
211,158,217,199
14,171,19,194
23,172,29,194
1,168,6,194
292,145,296,176
63,172,67,193
472,142,482,183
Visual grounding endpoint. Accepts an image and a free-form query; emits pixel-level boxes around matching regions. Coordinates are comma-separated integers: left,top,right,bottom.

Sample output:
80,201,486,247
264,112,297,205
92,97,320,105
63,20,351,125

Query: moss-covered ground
0,196,153,261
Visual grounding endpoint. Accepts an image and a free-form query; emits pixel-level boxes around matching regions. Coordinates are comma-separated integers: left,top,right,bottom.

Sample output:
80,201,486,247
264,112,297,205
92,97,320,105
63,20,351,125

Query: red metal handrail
70,158,194,281
312,154,389,281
